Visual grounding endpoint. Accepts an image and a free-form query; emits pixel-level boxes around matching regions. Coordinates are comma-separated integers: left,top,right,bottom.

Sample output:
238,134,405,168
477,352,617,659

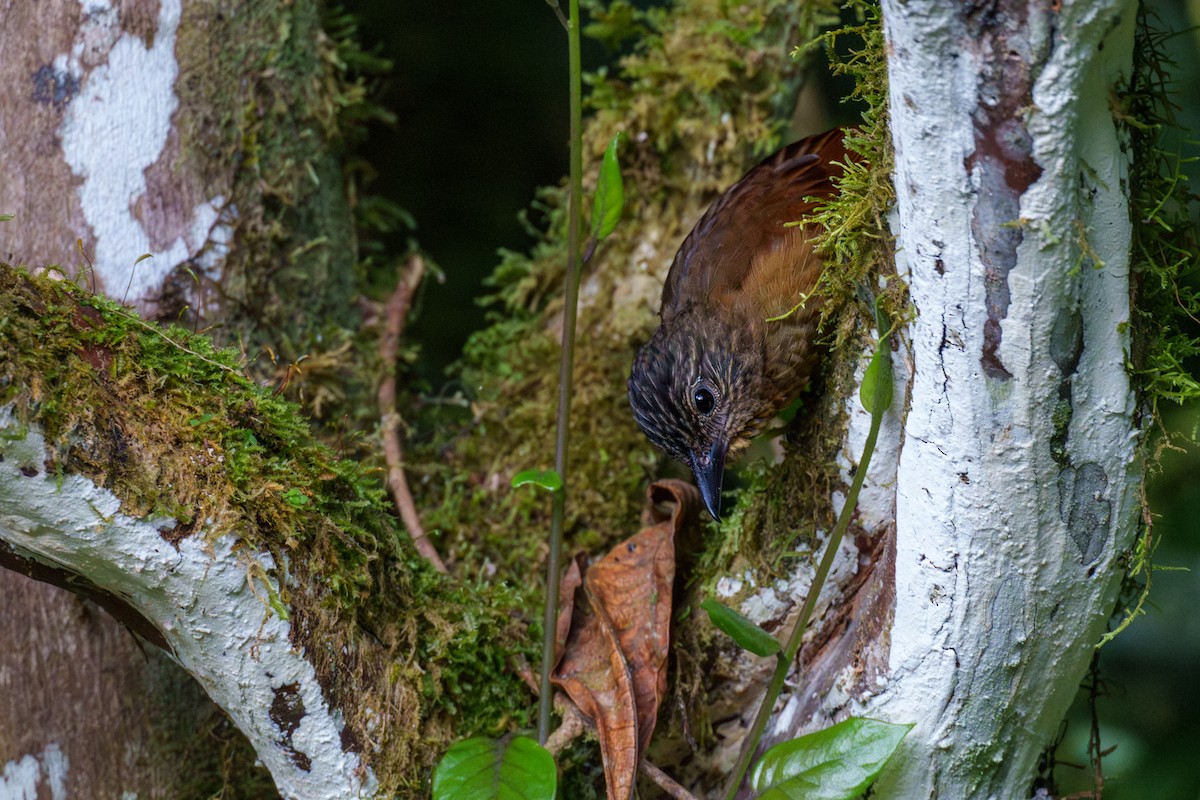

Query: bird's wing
660,127,848,319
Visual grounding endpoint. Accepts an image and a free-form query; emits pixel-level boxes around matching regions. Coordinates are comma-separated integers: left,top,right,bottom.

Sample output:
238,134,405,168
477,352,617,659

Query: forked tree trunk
0,0,1147,798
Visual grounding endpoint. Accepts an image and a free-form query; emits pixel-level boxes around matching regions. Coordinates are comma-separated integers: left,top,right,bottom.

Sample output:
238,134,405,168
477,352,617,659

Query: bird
628,127,848,521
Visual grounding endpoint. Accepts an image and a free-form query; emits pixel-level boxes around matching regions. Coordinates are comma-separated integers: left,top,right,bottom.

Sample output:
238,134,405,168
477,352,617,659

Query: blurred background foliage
340,0,1199,796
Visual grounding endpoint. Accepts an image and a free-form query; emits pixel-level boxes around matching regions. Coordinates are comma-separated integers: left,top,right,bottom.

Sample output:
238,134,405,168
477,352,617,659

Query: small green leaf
0,213,13,221
859,298,895,415
750,717,912,800
511,469,563,493
432,736,556,800
188,412,215,426
281,488,310,507
701,599,781,658
857,343,892,415
590,132,625,241
264,581,289,621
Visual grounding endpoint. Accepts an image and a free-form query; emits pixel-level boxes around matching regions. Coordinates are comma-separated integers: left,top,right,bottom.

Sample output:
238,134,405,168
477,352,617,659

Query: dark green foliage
749,717,912,800
432,736,556,800
701,599,782,658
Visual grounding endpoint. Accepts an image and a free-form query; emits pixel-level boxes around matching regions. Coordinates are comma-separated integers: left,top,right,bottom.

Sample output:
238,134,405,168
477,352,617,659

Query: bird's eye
693,386,716,415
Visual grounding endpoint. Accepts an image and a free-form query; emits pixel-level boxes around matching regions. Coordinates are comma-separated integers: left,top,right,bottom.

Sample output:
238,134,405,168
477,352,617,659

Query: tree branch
0,407,378,799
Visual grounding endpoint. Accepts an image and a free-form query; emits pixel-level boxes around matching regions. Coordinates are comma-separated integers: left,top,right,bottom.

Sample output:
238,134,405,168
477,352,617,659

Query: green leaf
590,132,625,241
511,469,563,493
281,487,310,507
750,717,912,800
0,213,13,221
859,298,895,415
857,343,891,415
432,736,556,800
701,599,781,658
264,581,289,621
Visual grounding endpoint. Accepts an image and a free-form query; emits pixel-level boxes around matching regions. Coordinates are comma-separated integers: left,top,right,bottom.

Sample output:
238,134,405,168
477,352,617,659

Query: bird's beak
689,441,728,522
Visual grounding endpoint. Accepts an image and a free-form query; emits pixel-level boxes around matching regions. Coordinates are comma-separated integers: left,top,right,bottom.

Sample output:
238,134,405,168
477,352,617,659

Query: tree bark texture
0,2,361,797
881,0,1139,793
0,568,273,799
743,2,1141,797
0,406,376,798
0,0,358,339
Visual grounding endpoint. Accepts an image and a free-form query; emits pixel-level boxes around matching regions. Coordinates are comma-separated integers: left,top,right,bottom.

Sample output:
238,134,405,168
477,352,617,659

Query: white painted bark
877,1,1140,792
0,408,378,800
739,1,1142,797
0,0,231,314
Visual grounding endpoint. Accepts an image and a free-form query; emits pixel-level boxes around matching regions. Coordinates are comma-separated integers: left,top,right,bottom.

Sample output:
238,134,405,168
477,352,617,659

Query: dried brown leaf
552,480,700,800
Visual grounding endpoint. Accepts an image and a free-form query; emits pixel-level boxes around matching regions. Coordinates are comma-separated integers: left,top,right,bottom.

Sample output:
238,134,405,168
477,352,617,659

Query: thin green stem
538,0,583,745
722,380,887,798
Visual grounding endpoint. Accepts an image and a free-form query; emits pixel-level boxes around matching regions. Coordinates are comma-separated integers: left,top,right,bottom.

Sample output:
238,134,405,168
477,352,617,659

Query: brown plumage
628,128,848,520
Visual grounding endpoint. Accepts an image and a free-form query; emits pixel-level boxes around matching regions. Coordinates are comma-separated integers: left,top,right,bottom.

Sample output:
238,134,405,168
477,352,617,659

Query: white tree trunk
880,0,1139,793
748,1,1141,797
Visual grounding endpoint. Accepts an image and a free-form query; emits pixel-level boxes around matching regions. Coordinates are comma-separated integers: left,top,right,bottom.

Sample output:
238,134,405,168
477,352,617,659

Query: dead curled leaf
551,479,700,800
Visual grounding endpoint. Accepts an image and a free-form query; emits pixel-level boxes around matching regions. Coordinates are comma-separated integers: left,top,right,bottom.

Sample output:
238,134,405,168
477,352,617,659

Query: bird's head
628,309,769,521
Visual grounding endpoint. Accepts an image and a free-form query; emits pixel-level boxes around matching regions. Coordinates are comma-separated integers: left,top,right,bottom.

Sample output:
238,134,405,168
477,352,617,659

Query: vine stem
538,0,583,745
722,333,890,799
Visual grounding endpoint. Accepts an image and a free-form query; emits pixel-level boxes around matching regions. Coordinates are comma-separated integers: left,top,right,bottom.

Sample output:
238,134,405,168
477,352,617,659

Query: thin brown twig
641,759,700,800
544,698,587,755
378,255,447,573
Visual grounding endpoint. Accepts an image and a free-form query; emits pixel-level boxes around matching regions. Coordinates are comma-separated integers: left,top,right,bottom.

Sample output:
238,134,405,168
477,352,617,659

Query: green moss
1098,8,1200,645
398,0,872,778
1050,399,1074,467
0,266,534,793
167,1,404,434
1124,16,1200,409
805,4,899,320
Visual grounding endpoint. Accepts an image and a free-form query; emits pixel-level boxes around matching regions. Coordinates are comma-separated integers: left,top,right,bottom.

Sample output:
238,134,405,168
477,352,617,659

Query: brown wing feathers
660,128,847,319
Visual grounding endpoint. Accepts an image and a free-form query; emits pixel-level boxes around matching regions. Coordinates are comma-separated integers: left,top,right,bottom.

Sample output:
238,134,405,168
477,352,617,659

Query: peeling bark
0,0,226,306
0,0,358,337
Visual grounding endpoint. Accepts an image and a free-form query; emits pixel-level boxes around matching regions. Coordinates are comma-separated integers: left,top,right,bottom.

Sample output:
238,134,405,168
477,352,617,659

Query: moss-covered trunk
23,0,1146,795
0,1,366,797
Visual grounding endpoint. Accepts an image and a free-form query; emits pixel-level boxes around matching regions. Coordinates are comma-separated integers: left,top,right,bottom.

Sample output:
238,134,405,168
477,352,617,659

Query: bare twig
544,699,587,755
513,655,587,755
378,255,447,573
641,759,700,800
